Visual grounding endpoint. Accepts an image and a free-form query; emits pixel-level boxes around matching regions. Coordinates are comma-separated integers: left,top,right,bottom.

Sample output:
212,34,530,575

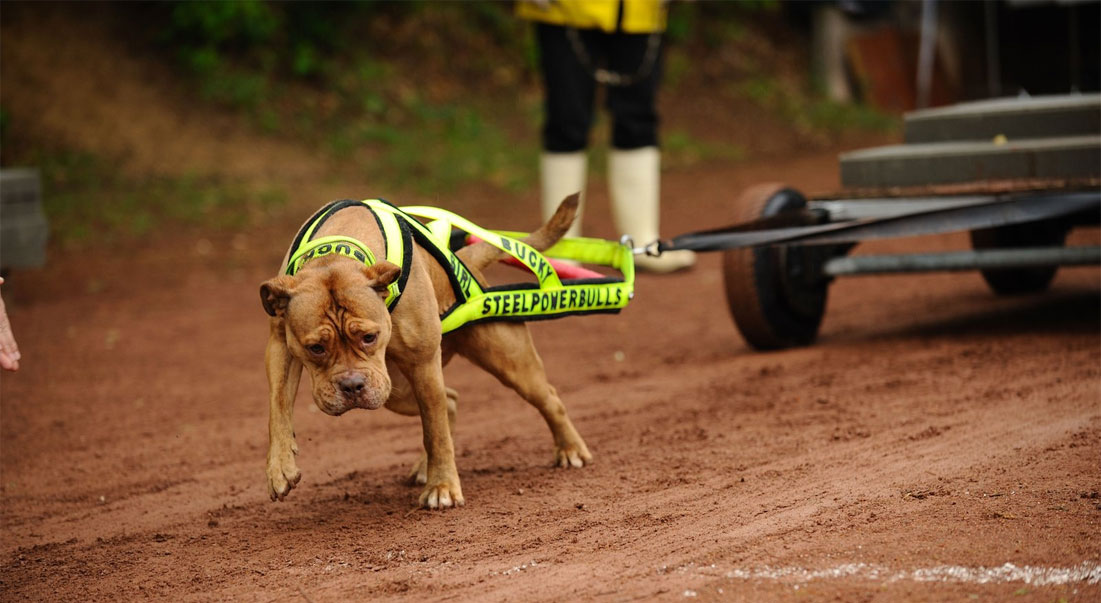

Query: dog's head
260,260,401,416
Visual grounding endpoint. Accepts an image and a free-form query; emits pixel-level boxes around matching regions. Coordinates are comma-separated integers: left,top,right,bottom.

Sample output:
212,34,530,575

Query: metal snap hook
620,235,664,257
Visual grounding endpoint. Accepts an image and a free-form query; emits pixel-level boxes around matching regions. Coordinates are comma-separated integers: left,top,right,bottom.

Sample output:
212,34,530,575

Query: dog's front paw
554,441,593,469
266,446,301,501
418,477,465,509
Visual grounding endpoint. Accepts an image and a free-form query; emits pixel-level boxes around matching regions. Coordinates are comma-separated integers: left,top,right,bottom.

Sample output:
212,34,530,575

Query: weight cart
651,93,1101,350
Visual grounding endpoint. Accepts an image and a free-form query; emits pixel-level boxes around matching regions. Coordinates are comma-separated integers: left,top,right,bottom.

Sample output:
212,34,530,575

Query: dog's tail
456,193,579,272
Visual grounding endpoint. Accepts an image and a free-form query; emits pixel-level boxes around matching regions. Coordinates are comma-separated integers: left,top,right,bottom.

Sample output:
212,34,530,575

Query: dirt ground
1,5,1099,601
1,149,1099,602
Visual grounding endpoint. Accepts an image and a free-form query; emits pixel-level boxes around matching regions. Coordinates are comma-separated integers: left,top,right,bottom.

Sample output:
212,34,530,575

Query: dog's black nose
338,374,367,397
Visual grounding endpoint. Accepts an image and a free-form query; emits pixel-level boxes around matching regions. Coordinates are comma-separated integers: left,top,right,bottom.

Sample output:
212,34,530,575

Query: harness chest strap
285,199,411,310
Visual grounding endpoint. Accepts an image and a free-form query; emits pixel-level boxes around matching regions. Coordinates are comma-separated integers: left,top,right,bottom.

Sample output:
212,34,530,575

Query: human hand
0,277,22,371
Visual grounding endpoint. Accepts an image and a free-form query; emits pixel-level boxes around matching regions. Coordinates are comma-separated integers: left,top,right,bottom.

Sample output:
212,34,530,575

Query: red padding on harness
466,235,605,280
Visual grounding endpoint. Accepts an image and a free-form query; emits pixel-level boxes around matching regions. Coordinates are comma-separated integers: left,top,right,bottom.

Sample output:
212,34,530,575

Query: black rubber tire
970,222,1068,295
721,183,829,350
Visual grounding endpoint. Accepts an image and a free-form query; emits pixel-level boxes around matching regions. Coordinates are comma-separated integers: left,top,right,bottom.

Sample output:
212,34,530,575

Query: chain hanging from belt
564,28,662,87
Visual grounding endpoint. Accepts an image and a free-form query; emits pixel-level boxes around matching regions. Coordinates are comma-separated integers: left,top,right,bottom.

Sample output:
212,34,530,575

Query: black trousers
536,23,663,153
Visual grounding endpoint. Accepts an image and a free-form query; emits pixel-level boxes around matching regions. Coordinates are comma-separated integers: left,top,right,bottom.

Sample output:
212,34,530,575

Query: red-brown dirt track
1,154,1099,602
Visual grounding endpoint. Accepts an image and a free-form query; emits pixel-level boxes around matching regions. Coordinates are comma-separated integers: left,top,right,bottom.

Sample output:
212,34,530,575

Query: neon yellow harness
285,199,635,334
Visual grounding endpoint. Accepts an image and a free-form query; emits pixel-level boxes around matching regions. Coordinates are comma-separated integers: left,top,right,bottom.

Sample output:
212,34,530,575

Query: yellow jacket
516,0,667,34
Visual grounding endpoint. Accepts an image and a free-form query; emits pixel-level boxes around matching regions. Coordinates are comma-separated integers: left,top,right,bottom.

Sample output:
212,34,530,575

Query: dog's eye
306,343,326,356
362,333,378,346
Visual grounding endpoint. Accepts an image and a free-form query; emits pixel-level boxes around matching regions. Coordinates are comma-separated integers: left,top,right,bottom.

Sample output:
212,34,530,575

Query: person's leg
604,31,661,150
0,278,20,371
536,24,598,237
605,33,694,272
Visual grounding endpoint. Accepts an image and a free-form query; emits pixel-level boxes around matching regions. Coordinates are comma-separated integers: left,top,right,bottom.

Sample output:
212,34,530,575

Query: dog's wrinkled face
261,261,401,416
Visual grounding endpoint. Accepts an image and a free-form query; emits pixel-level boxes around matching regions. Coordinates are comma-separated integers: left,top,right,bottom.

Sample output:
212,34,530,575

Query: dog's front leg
265,320,303,501
406,351,464,509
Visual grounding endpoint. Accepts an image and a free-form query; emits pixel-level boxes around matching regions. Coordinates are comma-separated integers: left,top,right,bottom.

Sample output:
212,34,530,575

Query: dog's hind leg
386,369,458,485
455,323,592,468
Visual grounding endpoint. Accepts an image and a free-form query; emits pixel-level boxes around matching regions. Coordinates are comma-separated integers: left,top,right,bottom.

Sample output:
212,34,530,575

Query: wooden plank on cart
840,135,1101,189
905,94,1101,144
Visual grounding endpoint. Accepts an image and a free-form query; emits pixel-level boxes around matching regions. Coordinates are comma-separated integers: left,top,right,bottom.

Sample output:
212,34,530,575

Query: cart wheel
722,183,829,350
970,221,1068,295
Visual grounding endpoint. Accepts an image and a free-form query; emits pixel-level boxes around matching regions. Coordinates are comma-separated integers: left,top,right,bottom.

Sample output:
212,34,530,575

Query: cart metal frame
651,93,1101,350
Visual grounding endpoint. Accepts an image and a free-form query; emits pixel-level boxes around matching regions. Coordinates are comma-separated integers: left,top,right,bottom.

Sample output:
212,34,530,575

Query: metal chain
564,28,662,87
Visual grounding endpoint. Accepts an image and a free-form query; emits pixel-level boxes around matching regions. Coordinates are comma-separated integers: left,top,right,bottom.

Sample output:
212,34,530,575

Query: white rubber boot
609,146,695,273
540,151,587,238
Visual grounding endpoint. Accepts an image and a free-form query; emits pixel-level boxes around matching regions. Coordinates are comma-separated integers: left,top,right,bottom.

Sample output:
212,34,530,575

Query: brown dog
260,196,592,508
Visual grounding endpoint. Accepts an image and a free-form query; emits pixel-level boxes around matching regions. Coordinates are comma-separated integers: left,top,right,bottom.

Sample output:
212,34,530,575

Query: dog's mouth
317,372,390,415
314,399,350,416
315,392,385,416
351,387,387,410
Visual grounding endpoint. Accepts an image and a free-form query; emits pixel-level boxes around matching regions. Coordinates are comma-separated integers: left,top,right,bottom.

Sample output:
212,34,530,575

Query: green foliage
735,76,898,136
34,151,286,247
153,1,773,197
467,0,524,46
667,0,777,45
164,1,277,111
339,98,538,196
160,0,379,111
169,1,279,49
154,1,539,194
13,1,899,251
664,130,746,168
804,98,899,134
665,4,696,43
664,48,691,88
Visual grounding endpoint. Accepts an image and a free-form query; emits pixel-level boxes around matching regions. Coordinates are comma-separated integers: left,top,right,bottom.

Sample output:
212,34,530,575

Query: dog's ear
362,261,402,301
260,275,298,317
